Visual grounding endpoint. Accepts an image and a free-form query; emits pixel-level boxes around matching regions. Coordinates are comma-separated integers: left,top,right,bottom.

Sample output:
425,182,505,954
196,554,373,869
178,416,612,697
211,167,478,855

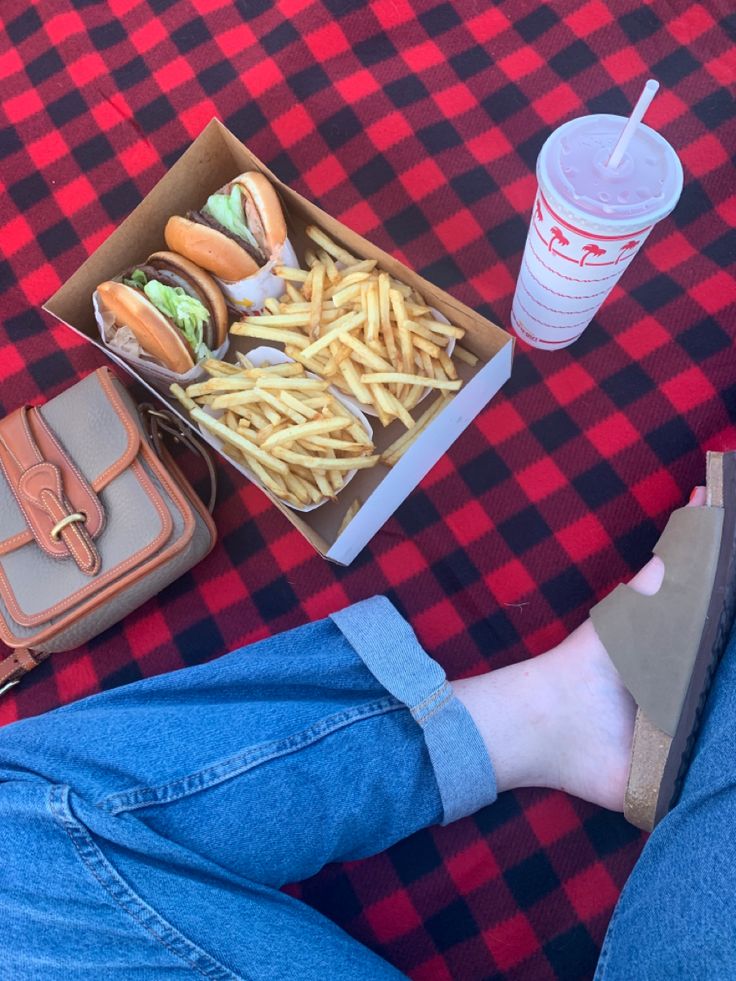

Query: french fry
300,311,365,359
301,436,367,452
438,349,457,379
243,362,304,378
377,272,397,366
453,344,478,366
410,334,442,359
337,499,361,536
309,469,332,499
340,332,393,371
169,384,197,412
285,282,303,303
308,262,325,338
273,447,380,470
382,389,415,429
230,323,310,348
366,281,380,345
360,372,462,391
210,390,263,409
369,384,393,428
177,352,378,508
202,359,243,376
191,408,289,475
340,359,373,405
415,317,465,339
282,470,313,505
327,271,372,299
340,259,377,276
255,376,329,391
261,417,352,449
305,225,356,265
274,266,310,282
380,396,448,465
247,456,288,497
390,288,413,386
318,249,340,283
185,377,257,396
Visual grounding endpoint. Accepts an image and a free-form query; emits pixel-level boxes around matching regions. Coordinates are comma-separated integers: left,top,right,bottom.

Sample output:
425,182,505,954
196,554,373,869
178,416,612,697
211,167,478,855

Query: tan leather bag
0,366,217,693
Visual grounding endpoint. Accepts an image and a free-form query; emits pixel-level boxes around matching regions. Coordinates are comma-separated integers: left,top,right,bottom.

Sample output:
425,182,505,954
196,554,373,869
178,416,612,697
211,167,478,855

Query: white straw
607,79,659,169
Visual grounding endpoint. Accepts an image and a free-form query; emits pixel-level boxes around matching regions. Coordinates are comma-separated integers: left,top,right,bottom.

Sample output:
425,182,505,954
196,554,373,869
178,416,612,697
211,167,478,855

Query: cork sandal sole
592,451,736,832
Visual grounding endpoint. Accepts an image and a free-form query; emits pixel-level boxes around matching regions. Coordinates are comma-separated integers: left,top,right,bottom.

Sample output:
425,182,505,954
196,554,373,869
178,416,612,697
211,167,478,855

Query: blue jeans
1,595,733,978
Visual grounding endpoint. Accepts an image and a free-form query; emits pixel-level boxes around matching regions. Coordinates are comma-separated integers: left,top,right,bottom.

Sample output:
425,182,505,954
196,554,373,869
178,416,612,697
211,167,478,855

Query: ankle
452,654,565,794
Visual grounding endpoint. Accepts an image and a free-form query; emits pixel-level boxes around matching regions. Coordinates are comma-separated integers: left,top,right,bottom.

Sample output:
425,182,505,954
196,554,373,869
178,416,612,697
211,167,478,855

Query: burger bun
96,281,195,375
164,216,259,283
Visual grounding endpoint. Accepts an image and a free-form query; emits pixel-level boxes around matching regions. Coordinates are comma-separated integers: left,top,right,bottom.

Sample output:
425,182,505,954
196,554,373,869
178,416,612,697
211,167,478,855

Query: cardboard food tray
45,118,514,565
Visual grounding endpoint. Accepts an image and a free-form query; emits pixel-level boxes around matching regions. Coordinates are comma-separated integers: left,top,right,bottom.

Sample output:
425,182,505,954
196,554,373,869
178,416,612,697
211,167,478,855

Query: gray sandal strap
590,506,724,738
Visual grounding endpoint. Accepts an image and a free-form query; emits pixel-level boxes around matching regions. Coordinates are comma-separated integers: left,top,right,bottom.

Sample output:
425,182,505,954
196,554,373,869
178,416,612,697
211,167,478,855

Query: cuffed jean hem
331,596,497,825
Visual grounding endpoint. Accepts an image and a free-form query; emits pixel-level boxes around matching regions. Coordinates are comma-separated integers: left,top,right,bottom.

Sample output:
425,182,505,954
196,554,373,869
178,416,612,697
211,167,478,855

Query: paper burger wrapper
215,238,299,314
197,346,373,512
93,290,229,394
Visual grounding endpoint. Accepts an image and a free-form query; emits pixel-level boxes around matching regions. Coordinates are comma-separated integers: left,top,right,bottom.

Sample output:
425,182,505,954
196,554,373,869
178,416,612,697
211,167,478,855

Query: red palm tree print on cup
535,200,543,223
548,226,570,253
616,240,640,263
579,243,606,266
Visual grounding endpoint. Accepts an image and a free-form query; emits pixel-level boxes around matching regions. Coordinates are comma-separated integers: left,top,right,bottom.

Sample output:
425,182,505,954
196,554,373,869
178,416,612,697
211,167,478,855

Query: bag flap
0,368,140,557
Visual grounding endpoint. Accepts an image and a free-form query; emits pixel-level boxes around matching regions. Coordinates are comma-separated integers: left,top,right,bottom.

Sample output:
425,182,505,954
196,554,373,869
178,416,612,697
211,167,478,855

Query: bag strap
138,404,217,515
0,647,50,696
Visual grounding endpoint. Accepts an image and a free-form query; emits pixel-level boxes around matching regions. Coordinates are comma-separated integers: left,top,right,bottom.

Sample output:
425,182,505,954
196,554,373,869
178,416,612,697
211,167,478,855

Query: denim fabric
596,623,736,980
0,596,497,980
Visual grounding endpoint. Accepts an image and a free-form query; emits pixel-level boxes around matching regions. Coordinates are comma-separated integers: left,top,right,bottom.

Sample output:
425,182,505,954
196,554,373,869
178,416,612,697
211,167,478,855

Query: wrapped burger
164,171,299,313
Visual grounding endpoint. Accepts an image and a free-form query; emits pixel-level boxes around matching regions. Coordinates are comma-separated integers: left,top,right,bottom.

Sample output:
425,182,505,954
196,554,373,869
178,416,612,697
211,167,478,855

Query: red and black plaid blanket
1,1,734,977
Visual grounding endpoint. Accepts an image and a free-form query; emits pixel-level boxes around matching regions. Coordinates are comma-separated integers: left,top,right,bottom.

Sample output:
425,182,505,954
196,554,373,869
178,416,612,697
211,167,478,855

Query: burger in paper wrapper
164,171,298,313
94,251,229,387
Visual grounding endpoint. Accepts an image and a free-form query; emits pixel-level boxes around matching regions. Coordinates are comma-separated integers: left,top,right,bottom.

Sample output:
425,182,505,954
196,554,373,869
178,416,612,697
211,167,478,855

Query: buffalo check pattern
1,1,735,977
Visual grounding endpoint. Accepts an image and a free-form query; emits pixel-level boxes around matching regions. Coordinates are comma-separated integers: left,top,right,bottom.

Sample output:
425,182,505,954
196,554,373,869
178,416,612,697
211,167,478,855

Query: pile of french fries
230,226,478,430
170,355,377,509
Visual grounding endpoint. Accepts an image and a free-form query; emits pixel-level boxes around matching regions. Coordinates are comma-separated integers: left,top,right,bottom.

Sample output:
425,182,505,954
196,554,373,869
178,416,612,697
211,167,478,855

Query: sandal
590,451,736,831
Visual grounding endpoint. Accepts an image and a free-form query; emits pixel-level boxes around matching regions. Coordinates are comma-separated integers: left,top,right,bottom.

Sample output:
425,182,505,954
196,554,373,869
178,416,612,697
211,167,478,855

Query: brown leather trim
29,408,105,537
0,455,173,627
0,436,201,649
0,646,49,690
91,368,141,490
0,368,138,555
0,530,33,556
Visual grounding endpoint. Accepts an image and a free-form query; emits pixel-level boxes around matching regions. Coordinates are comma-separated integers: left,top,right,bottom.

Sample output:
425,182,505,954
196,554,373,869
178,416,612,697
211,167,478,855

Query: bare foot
452,487,707,812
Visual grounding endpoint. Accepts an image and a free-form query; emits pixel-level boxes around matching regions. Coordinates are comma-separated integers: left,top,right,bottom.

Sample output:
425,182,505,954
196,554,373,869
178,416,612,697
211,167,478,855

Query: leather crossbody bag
0,366,217,694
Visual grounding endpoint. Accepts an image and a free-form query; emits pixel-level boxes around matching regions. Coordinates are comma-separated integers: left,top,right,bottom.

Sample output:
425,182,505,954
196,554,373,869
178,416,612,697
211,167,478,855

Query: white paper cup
196,346,373,512
510,115,683,350
215,238,299,314
93,290,229,393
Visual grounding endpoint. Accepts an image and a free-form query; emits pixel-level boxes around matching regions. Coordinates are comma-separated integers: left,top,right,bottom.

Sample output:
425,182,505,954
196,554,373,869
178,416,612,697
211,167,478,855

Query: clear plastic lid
538,114,683,225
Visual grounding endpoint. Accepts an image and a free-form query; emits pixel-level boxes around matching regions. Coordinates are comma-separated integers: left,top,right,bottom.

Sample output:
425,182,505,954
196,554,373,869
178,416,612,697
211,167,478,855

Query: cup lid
538,114,683,229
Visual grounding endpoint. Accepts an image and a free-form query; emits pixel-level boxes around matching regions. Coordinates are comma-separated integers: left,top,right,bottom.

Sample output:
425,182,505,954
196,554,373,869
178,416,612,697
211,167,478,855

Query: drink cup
510,111,683,350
